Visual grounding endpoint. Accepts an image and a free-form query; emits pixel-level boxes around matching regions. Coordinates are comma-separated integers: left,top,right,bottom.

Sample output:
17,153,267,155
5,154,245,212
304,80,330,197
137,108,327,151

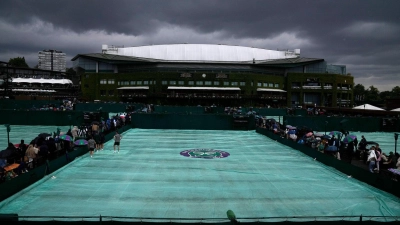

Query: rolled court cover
0,129,399,222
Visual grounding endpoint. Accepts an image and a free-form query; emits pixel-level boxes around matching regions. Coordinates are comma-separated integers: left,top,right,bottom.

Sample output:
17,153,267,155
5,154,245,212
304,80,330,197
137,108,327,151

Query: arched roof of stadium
72,44,325,67
104,44,300,62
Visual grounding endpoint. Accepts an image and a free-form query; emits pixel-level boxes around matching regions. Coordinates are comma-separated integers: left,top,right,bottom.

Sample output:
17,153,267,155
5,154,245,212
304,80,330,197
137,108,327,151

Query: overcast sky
1,0,399,91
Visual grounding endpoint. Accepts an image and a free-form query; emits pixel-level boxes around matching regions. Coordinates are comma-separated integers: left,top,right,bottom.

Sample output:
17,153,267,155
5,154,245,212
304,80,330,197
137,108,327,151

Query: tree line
354,84,400,103
6,57,76,76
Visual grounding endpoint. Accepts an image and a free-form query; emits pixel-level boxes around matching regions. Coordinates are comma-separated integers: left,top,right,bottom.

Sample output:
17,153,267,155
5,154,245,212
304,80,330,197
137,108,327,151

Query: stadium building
72,44,353,107
0,61,79,100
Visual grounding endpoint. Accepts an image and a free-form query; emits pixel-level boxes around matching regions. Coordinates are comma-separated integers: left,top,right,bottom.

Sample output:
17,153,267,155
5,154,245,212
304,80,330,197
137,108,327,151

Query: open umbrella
314,133,324,137
329,131,342,136
74,139,88,146
342,135,357,143
59,134,73,142
306,132,314,137
321,135,332,140
38,133,52,138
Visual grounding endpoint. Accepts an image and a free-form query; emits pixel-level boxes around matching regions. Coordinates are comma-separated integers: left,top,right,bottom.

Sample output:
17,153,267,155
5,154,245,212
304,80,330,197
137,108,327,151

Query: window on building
170,81,177,85
188,81,194,85
130,81,136,85
263,82,268,87
213,81,220,86
137,81,142,85
108,90,114,96
251,81,254,86
162,81,167,85
196,81,204,85
205,81,212,85
100,90,106,96
118,81,121,86
107,79,114,84
257,82,262,87
274,83,279,88
269,83,273,87
240,82,246,86
100,79,107,84
223,81,229,86
231,82,238,86
292,82,301,88
143,81,149,85
178,81,184,85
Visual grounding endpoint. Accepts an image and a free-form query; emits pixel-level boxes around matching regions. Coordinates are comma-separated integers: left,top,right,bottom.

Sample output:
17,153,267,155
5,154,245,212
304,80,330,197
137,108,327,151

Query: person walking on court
113,131,122,153
88,136,96,158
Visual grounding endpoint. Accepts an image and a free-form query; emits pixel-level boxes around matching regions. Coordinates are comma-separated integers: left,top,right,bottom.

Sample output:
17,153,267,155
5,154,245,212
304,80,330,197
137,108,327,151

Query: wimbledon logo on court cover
180,149,230,159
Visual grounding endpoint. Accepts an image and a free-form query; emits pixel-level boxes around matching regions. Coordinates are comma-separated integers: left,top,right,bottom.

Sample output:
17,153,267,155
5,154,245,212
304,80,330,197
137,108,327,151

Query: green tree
353,84,365,102
365,85,380,102
379,91,391,101
391,86,400,98
8,57,29,68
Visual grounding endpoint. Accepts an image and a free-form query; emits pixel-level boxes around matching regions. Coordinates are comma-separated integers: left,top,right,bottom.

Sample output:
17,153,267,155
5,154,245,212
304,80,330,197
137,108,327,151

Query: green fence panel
283,116,382,132
131,114,255,130
0,162,47,201
74,103,137,112
0,100,63,110
0,110,111,126
252,108,288,116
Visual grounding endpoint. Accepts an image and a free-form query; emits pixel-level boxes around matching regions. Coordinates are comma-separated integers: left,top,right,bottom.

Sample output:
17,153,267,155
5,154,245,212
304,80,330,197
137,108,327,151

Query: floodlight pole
395,133,399,155
4,124,10,145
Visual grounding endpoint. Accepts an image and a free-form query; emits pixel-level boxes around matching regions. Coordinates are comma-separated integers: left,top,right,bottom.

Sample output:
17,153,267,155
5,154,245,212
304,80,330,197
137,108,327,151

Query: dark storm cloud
1,0,400,91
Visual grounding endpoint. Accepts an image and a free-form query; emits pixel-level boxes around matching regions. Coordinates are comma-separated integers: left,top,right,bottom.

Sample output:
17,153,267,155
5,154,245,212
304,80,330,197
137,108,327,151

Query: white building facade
38,50,66,72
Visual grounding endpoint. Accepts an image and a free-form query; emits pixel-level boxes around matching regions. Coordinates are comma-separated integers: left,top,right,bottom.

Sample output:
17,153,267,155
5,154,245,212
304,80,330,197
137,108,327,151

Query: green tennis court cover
1,129,399,222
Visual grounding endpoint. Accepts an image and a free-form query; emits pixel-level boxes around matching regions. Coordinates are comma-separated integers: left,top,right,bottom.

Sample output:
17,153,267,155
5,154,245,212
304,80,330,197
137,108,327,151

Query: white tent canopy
390,108,400,112
12,78,73,84
352,104,384,111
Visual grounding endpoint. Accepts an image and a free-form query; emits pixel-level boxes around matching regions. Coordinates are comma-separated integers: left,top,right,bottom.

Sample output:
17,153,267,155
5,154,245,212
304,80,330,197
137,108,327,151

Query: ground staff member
113,131,122,153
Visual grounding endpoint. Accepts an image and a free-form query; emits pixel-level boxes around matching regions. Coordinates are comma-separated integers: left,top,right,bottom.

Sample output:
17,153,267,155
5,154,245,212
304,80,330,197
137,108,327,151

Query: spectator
25,144,38,168
367,146,377,173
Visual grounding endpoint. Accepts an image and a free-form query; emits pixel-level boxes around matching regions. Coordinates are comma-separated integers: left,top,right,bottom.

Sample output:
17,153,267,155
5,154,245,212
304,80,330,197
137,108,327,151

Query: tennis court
0,129,399,222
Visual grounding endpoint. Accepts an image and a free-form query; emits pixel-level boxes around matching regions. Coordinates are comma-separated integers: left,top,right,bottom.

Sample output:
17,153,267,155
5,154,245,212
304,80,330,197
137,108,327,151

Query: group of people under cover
260,119,400,174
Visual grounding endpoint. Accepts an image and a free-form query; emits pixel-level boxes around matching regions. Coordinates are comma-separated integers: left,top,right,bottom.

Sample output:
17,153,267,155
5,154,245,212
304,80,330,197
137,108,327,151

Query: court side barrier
256,127,400,199
75,103,143,112
0,100,62,110
0,125,131,202
0,110,109,126
131,113,256,130
284,115,383,132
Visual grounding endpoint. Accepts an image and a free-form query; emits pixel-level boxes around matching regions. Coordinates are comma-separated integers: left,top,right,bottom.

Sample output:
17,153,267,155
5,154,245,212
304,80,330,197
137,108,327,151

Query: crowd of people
257,117,400,180
0,110,133,182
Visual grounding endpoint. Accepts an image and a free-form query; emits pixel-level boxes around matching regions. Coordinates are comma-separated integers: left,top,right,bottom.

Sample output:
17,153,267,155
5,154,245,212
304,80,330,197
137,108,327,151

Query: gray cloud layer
1,0,399,91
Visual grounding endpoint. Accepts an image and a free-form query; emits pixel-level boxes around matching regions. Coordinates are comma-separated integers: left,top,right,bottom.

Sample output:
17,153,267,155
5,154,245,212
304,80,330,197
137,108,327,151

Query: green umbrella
329,131,342,136
74,139,88,146
59,134,73,142
342,135,357,143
